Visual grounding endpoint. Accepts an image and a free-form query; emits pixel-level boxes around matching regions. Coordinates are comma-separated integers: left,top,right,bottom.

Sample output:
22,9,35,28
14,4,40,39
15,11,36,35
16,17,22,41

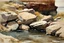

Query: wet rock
18,12,37,24
19,24,30,30
0,33,21,43
41,15,53,22
30,21,48,29
46,24,61,35
6,21,19,31
0,11,17,23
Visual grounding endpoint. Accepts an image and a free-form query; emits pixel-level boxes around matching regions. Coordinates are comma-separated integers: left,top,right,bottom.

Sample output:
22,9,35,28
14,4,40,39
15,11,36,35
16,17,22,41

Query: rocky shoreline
0,1,64,43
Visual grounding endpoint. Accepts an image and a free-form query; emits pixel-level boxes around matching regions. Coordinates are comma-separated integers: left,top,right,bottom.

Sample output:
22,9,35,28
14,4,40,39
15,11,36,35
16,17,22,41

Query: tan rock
56,27,64,38
46,24,61,35
18,12,37,24
19,24,30,30
7,21,19,31
0,24,8,32
41,15,53,22
0,33,21,43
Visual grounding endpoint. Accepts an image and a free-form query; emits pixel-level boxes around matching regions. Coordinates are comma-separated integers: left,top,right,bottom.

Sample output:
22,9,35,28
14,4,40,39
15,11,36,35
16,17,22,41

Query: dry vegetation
54,13,64,19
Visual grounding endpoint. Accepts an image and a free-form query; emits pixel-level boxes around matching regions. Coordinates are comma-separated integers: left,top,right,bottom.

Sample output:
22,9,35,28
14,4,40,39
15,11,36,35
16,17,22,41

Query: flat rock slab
18,12,37,24
30,21,48,29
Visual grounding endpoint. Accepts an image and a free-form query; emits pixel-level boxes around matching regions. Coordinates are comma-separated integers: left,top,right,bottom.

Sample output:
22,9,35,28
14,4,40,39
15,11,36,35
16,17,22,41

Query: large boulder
56,27,64,37
0,11,17,23
0,24,8,32
0,33,21,43
6,21,19,31
46,24,61,35
18,12,37,24
30,21,48,29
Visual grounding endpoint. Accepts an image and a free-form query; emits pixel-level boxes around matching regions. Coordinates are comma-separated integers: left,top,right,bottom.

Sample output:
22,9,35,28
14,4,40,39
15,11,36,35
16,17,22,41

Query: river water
1,30,64,43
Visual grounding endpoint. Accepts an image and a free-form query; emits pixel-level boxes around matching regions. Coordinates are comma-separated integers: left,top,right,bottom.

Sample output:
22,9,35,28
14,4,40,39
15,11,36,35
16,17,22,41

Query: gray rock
0,11,17,23
30,21,48,29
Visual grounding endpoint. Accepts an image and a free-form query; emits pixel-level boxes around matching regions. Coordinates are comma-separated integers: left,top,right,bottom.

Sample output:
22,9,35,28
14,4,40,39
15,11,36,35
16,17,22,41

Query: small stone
19,24,30,30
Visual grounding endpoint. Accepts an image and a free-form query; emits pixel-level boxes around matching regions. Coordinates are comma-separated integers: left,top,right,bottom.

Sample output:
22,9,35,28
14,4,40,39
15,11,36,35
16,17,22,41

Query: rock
18,8,35,14
18,12,37,24
0,33,21,43
0,24,8,32
22,40,35,43
56,27,64,37
6,21,19,31
30,21,48,29
46,24,61,35
41,15,53,22
7,11,17,21
54,17,61,21
19,24,30,30
0,11,17,22
17,20,23,24
0,12,8,22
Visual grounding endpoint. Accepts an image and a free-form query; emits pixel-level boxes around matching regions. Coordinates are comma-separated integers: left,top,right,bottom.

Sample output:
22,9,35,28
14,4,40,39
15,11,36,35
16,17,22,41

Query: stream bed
1,30,64,43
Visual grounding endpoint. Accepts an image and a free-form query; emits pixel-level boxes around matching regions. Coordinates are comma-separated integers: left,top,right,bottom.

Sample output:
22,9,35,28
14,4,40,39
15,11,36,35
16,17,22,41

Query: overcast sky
55,0,64,7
